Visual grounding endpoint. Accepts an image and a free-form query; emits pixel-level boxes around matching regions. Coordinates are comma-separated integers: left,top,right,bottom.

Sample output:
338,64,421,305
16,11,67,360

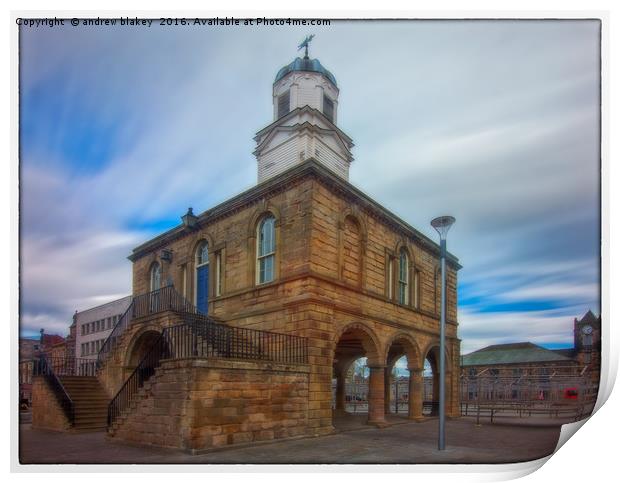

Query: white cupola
254,38,354,183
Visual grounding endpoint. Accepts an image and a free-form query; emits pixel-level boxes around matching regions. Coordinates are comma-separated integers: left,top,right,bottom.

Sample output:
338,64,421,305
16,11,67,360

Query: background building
74,295,132,362
460,311,601,406
552,310,601,381
20,330,67,406
19,338,39,406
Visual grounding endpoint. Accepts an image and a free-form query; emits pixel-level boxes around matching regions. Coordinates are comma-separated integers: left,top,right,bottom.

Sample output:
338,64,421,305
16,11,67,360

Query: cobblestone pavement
19,417,562,465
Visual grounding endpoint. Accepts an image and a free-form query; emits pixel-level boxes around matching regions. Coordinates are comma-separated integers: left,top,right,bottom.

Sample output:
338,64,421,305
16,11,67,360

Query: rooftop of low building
461,342,575,367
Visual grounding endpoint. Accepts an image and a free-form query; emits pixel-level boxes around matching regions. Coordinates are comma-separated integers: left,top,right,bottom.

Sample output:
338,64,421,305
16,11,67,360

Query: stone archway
422,343,452,416
332,323,386,426
125,329,162,369
384,333,424,420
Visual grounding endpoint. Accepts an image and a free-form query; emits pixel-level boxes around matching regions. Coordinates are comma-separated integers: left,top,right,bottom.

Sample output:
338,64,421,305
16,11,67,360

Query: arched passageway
384,335,424,421
423,345,452,416
332,324,385,426
333,357,369,414
126,330,162,369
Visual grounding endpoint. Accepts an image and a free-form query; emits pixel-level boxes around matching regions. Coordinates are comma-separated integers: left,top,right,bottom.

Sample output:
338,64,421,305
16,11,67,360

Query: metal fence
331,377,437,415
34,357,98,377
330,368,597,419
175,315,308,364
460,372,598,405
97,286,196,369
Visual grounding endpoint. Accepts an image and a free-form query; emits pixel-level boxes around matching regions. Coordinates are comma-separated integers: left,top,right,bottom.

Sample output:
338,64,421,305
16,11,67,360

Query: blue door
196,265,209,314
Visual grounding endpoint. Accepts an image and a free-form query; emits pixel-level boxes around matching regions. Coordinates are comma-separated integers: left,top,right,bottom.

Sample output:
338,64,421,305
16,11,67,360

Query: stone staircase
59,376,109,432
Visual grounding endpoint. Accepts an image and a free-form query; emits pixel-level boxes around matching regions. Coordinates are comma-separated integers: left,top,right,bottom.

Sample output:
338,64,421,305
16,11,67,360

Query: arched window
257,215,276,284
150,262,161,292
398,249,409,305
195,241,209,314
196,241,209,266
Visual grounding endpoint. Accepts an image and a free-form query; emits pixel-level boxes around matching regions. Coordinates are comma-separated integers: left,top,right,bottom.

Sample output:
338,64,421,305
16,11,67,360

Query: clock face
581,325,593,335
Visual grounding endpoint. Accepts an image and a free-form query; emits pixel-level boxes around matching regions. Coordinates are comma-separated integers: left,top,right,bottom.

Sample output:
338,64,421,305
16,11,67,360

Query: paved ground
19,416,563,465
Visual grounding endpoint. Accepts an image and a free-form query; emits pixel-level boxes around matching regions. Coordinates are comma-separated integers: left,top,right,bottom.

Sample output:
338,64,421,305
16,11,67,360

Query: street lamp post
431,215,455,451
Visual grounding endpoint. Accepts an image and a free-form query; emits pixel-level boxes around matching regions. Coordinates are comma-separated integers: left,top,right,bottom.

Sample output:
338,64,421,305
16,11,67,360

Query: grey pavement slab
18,418,562,465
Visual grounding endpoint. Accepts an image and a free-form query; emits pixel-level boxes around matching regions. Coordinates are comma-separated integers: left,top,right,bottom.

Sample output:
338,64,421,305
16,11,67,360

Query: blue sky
19,20,601,354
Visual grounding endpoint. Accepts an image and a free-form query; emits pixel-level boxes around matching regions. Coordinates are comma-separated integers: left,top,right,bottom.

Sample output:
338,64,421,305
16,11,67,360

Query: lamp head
431,216,456,240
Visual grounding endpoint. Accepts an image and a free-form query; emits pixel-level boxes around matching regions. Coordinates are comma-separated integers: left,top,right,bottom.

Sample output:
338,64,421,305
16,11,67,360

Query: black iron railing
180,313,308,364
97,286,198,369
108,318,308,427
40,357,98,377
132,285,195,318
33,356,74,425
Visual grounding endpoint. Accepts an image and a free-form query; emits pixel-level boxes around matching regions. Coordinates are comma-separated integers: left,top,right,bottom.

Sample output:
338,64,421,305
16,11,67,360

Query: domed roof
274,56,337,87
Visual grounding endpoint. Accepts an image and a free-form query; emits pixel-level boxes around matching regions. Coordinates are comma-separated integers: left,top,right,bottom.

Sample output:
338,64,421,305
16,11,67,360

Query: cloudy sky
19,19,601,354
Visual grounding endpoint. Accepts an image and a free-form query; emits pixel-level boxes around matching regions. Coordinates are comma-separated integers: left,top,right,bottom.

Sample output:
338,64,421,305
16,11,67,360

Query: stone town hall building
32,47,461,451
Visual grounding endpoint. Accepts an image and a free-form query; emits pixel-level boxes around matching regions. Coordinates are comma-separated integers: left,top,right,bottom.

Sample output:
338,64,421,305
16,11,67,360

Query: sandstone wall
109,358,309,452
31,376,71,432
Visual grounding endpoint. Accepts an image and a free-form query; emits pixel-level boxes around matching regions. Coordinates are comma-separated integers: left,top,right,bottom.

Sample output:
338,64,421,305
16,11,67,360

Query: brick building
461,342,579,377
22,330,66,406
460,311,601,404
32,47,461,450
19,338,39,406
39,330,67,360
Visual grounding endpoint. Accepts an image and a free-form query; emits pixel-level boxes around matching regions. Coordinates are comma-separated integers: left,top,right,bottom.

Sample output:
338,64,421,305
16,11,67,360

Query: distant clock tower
254,38,354,183
573,310,601,374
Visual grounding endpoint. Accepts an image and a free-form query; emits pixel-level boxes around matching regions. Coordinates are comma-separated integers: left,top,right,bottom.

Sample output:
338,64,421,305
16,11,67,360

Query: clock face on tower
581,325,593,335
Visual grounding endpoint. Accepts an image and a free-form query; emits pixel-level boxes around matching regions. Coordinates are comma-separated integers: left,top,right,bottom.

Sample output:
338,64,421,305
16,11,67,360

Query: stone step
75,417,107,424
74,413,106,419
64,387,106,393
60,381,101,386
60,376,99,380
74,411,107,417
61,381,104,386
54,375,111,430
72,423,107,432
68,393,107,398
63,387,107,395
68,391,107,396
61,380,101,384
60,377,100,382
74,402,108,408
74,406,107,413
71,397,109,403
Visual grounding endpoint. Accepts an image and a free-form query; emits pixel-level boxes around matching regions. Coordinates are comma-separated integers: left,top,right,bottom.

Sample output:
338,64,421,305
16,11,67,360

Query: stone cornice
129,160,462,270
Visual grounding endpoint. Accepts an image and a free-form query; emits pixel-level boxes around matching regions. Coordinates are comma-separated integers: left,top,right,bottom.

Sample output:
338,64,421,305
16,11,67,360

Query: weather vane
298,34,315,58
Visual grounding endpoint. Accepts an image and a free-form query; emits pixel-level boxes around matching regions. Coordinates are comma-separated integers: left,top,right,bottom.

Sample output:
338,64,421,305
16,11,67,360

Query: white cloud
458,306,589,354
500,283,600,302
